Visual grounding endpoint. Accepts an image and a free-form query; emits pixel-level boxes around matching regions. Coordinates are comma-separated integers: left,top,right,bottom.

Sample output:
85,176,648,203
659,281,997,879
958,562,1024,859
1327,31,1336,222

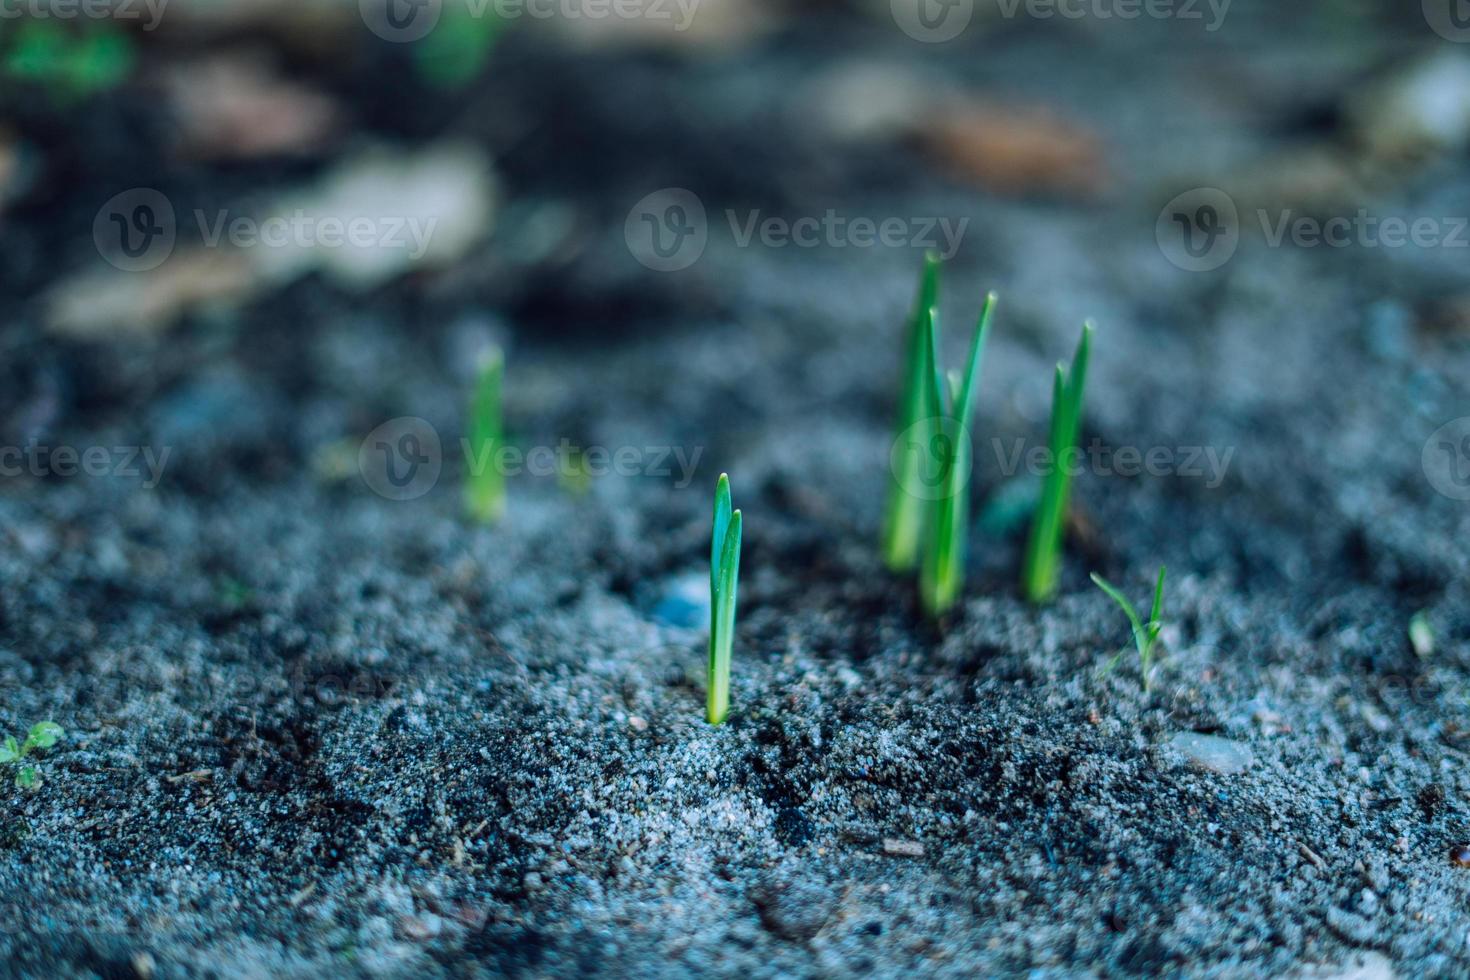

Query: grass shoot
1022,322,1093,603
919,293,997,618
465,345,506,524
707,474,743,725
1091,566,1166,690
883,252,942,572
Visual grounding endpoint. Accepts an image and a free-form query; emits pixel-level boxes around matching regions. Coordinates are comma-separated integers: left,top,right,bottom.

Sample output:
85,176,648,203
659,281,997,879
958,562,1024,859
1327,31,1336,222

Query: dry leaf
161,53,343,160
923,102,1108,199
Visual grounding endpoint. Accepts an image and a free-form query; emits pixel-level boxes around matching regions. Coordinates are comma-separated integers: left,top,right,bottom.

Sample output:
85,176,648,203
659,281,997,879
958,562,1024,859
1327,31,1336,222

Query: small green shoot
919,293,997,618
1022,322,1094,603
883,252,942,572
707,474,743,725
1091,567,1166,691
1409,611,1435,658
465,346,506,524
0,722,63,789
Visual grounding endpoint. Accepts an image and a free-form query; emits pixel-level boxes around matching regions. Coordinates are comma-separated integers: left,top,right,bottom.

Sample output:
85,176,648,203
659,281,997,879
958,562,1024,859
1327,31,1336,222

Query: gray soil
3,2,1470,976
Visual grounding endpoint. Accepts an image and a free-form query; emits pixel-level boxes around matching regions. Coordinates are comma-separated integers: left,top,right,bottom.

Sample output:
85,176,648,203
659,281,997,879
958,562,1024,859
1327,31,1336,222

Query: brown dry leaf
162,53,342,160
922,102,1108,200
46,249,256,339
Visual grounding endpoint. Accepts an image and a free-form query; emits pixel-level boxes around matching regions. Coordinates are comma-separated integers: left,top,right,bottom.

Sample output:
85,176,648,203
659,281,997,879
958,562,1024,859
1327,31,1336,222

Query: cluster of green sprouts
884,255,1099,617
458,257,1172,723
882,254,998,616
0,722,63,789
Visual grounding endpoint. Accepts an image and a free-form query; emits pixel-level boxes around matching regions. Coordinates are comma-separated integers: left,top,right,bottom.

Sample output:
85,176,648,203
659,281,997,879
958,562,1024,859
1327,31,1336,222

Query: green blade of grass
1022,322,1094,603
1147,565,1167,642
707,500,743,726
1090,572,1144,655
711,473,732,598
921,293,997,618
1092,565,1167,691
883,254,943,571
464,346,506,524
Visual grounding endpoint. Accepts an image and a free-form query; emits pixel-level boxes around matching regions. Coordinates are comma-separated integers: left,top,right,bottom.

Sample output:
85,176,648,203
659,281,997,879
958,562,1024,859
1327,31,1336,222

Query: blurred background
1,0,1467,525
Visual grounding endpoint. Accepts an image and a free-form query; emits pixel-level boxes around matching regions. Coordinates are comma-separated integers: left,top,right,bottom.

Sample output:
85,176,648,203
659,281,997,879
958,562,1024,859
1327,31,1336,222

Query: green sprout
465,346,506,524
1091,566,1166,691
1409,610,1435,658
4,21,133,100
918,294,997,618
1022,322,1094,603
707,474,743,725
883,252,942,572
0,722,63,789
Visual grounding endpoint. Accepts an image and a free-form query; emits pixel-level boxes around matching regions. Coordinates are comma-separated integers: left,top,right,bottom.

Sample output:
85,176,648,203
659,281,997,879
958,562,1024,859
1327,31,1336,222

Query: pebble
1167,733,1254,775
650,574,709,629
1449,844,1470,867
882,839,925,858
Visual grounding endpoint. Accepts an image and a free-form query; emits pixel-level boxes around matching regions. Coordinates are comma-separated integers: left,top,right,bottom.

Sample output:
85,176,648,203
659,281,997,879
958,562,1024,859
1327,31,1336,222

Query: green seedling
1409,611,1435,658
883,252,942,572
1022,322,1094,603
4,21,133,99
0,722,63,789
1091,566,1166,691
707,474,743,725
918,294,997,618
465,346,506,524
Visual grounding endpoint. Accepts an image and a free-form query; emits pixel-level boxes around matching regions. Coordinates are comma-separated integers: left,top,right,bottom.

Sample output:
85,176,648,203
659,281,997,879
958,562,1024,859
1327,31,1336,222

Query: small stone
1449,844,1470,867
628,716,648,732
881,838,925,857
1167,733,1254,775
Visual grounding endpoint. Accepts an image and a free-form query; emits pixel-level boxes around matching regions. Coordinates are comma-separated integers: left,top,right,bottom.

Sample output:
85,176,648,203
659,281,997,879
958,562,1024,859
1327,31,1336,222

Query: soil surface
3,2,1470,976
